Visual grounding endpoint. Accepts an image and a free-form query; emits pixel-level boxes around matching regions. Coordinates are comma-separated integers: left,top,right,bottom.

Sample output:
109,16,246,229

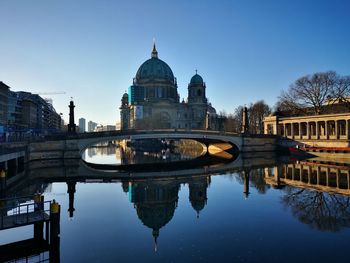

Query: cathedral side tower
187,71,207,104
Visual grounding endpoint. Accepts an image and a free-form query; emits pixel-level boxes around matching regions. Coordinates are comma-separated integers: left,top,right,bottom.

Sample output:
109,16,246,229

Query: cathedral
119,44,218,130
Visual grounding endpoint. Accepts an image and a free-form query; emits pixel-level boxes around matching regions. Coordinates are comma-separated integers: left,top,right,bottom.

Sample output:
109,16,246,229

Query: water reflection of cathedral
123,176,210,250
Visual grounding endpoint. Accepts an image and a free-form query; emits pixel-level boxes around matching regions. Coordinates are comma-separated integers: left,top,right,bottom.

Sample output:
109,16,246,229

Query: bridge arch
77,130,243,155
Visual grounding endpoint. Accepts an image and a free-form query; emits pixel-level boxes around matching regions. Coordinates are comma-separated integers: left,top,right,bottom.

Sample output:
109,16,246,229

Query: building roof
276,102,350,118
190,73,204,85
0,81,11,90
135,44,175,84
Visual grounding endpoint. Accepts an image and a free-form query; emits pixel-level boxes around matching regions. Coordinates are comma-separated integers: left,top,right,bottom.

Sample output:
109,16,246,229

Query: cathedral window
150,88,155,98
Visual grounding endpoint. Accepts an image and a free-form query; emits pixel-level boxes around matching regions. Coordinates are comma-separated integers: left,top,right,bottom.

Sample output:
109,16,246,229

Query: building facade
88,121,97,132
79,118,86,133
120,44,218,130
16,92,61,132
0,82,62,140
0,82,10,131
263,104,350,147
95,124,116,132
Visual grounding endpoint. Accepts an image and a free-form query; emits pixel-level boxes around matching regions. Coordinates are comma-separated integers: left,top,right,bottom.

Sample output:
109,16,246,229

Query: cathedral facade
119,44,218,130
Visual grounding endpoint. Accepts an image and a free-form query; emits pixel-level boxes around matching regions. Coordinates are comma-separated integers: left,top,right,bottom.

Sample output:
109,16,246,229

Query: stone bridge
28,129,278,161
24,152,280,182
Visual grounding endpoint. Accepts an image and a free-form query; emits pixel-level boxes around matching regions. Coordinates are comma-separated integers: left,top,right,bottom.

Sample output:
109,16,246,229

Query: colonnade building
263,103,350,148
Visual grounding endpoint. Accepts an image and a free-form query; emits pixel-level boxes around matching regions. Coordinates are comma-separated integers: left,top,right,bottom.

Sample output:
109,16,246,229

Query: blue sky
0,0,349,125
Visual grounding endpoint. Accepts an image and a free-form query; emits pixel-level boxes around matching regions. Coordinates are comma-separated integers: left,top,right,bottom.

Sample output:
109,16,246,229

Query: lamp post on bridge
68,99,76,133
241,106,249,134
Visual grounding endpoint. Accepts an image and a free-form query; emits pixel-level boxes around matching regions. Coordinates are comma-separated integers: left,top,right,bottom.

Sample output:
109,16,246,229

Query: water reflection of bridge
26,152,279,181
264,161,350,196
3,155,350,253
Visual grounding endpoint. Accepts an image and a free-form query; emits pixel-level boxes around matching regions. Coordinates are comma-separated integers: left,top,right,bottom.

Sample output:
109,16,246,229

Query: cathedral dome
135,44,175,84
190,73,204,85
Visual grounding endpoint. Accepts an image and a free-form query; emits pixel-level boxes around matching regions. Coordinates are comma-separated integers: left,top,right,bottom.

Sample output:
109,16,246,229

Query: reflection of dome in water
188,176,210,218
129,180,180,251
136,203,176,231
190,199,206,215
136,202,177,252
121,181,129,193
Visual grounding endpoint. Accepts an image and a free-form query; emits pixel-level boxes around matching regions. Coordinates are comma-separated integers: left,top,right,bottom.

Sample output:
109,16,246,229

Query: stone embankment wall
241,135,277,153
28,140,80,161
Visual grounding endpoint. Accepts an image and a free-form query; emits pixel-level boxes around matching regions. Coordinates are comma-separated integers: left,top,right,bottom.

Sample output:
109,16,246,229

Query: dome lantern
151,42,158,59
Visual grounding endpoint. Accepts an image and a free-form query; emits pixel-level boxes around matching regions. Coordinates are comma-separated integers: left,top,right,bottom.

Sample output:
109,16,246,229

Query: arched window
197,89,201,96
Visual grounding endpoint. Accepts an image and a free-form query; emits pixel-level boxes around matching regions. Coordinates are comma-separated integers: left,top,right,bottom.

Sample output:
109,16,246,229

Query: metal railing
0,199,51,230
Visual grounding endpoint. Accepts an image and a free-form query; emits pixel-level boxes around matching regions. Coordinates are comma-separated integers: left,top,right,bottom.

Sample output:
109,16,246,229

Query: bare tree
219,107,242,133
221,102,271,134
278,71,350,115
248,100,271,134
332,75,350,108
282,187,350,232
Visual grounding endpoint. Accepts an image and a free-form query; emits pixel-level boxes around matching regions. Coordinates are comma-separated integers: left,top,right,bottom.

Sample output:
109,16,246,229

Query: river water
1,142,350,262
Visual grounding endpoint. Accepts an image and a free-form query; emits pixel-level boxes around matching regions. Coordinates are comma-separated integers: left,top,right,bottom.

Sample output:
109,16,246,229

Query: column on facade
306,122,310,139
307,166,311,184
346,119,350,140
274,122,278,135
291,123,294,138
315,121,319,139
298,122,302,139
316,167,320,185
336,169,339,189
335,120,339,139
325,121,329,139
283,124,286,137
274,167,281,186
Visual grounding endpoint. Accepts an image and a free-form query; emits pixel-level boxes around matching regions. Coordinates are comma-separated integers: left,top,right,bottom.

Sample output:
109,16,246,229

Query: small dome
190,73,204,85
190,199,206,214
122,92,128,98
136,203,176,231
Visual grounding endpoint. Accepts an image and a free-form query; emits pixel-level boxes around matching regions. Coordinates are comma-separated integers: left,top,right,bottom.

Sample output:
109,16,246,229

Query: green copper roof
190,73,204,85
